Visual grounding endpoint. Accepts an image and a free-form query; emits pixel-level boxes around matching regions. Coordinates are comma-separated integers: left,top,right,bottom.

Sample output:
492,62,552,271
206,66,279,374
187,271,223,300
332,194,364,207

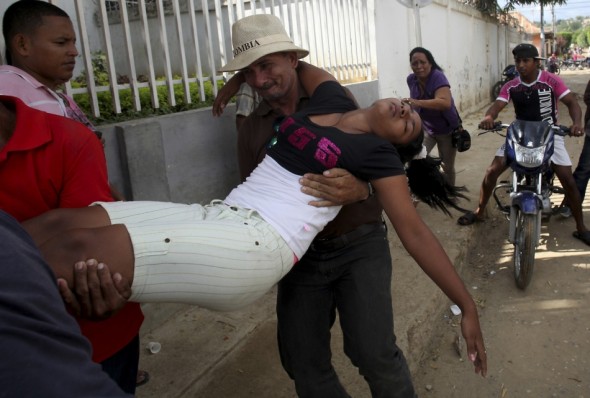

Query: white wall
374,0,527,114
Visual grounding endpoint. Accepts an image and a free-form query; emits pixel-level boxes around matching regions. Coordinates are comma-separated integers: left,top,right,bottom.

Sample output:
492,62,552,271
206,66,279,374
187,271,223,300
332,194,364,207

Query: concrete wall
374,0,527,113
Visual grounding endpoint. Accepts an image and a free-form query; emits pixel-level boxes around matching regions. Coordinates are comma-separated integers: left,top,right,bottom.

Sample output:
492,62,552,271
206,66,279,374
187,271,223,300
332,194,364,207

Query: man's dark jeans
277,225,416,398
101,335,140,394
573,135,590,201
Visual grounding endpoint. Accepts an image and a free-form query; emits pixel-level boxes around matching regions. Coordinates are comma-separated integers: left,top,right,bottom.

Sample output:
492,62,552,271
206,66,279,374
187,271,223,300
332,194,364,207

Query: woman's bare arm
373,175,487,376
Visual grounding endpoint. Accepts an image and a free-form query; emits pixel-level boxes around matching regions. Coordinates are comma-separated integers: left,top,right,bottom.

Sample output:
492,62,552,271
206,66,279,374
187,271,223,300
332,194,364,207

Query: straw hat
219,14,309,72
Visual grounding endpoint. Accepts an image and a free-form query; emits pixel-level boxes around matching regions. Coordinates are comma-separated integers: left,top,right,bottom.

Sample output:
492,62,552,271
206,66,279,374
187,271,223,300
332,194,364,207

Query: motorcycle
480,120,569,289
491,64,518,101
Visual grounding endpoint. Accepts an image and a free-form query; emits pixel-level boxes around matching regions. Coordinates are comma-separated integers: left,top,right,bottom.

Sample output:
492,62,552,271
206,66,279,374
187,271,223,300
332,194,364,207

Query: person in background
403,47,462,185
457,43,590,246
570,79,590,206
0,210,131,398
0,1,145,392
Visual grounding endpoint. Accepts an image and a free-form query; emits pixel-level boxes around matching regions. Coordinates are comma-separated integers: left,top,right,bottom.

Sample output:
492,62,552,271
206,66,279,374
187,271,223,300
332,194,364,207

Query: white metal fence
0,0,372,118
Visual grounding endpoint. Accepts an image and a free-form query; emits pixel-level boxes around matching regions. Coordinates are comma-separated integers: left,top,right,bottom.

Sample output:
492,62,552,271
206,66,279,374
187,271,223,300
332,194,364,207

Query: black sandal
136,370,150,387
572,231,590,246
457,211,483,226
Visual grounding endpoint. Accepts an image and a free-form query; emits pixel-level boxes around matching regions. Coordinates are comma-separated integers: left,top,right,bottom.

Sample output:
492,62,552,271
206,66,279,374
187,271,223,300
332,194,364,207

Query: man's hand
569,123,584,137
58,259,132,320
478,115,496,130
299,168,369,207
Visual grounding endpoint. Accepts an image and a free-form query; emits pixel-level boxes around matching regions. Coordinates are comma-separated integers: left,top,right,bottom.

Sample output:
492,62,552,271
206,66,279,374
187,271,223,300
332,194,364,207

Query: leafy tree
500,0,568,13
556,33,572,54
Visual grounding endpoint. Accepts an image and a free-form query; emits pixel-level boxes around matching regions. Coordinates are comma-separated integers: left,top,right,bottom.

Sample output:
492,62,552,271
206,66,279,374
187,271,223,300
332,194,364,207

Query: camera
452,127,471,152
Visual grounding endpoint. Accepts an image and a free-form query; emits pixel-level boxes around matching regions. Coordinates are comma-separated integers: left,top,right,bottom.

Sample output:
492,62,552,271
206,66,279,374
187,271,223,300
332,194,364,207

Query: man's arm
212,72,246,117
479,100,507,129
560,92,583,136
0,212,130,397
56,123,132,318
583,80,590,127
299,169,370,207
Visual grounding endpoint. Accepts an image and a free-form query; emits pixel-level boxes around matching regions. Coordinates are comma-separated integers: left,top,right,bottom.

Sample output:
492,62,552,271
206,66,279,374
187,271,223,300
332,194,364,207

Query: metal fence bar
71,0,99,117
188,0,206,102
156,0,176,106
172,0,191,104
206,0,220,94
120,0,141,111
138,0,160,108
100,1,121,114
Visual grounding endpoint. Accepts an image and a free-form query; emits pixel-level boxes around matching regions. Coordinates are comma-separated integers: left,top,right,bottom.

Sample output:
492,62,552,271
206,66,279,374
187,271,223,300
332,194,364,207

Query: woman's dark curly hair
395,130,468,216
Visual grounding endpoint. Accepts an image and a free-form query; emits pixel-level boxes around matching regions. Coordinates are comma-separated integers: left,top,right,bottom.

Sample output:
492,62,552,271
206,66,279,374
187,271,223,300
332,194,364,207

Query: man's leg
553,164,589,234
39,224,136,288
336,229,416,398
100,335,140,394
277,251,350,398
22,206,111,246
458,155,507,224
573,135,590,201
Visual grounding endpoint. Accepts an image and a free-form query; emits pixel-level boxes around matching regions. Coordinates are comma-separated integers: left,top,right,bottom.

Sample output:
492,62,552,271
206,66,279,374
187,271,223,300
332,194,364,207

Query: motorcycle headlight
514,143,545,167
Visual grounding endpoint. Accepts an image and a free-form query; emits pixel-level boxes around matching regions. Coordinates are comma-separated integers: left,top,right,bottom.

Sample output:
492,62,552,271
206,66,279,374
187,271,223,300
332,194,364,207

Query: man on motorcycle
457,43,590,246
548,53,558,74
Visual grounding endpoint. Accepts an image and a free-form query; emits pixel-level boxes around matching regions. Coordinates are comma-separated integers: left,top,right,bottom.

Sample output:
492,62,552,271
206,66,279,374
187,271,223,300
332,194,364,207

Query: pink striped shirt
0,65,95,132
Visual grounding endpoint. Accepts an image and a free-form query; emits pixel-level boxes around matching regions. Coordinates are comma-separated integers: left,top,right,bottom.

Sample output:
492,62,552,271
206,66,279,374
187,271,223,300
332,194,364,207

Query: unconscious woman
24,70,487,376
404,47,463,185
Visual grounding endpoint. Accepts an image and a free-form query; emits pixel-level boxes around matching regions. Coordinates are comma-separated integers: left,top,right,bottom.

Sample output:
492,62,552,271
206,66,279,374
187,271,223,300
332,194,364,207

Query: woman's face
410,52,432,79
368,98,422,145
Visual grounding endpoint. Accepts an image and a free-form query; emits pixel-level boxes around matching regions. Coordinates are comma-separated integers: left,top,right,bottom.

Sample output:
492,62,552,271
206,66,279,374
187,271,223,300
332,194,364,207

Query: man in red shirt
1,1,144,393
0,94,144,392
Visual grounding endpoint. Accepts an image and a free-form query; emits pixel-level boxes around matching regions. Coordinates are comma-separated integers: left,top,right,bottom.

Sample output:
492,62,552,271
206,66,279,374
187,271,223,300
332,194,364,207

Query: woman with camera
403,47,465,185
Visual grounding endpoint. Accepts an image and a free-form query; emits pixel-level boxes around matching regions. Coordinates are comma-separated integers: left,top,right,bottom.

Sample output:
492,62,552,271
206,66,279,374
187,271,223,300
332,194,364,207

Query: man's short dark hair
2,0,70,65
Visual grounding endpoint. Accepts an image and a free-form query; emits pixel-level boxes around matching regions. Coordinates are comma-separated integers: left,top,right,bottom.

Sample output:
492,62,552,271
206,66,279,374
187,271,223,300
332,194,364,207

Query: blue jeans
573,135,590,201
100,335,140,394
276,225,416,398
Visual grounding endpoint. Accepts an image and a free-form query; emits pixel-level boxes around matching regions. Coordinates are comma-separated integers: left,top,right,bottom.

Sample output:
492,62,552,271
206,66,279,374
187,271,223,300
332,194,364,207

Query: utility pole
551,5,556,54
540,5,545,58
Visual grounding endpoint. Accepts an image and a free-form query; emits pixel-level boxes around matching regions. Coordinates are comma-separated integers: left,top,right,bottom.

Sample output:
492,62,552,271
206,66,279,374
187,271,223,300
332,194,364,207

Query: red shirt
0,96,143,362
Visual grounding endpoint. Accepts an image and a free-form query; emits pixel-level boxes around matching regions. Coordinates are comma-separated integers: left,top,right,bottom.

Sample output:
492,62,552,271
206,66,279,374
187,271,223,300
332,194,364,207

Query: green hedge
72,79,224,125
69,51,229,124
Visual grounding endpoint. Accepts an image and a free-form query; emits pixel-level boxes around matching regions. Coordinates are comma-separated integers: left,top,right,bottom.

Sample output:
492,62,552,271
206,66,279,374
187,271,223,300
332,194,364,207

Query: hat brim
218,43,309,72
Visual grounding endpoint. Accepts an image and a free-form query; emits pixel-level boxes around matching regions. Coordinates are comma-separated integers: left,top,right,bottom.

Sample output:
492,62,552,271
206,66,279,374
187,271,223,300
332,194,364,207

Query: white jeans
96,200,294,311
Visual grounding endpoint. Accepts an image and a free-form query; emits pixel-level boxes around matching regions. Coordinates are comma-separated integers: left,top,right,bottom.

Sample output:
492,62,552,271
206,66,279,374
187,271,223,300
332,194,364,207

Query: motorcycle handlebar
477,121,570,136
552,125,570,136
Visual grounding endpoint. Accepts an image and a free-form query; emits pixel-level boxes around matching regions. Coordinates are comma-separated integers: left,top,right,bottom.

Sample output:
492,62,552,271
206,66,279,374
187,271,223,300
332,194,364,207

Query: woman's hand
299,168,369,207
461,306,488,377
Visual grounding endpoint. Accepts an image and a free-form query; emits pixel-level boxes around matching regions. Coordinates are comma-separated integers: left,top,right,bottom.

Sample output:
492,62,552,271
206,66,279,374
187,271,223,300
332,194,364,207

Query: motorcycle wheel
513,210,536,289
555,66,560,75
491,81,503,101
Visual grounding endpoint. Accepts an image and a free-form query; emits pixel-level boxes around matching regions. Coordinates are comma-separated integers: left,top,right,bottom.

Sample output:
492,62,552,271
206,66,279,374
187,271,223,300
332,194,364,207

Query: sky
499,0,590,23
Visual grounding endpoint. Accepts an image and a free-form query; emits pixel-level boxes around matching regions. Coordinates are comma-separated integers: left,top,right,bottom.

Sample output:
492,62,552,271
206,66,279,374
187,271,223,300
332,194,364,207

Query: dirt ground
412,68,590,398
